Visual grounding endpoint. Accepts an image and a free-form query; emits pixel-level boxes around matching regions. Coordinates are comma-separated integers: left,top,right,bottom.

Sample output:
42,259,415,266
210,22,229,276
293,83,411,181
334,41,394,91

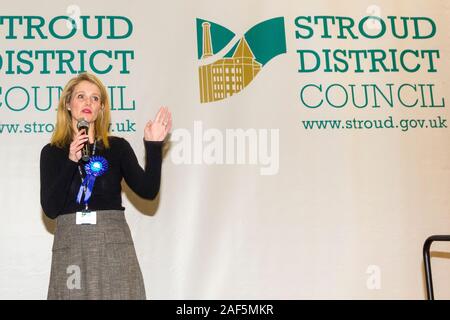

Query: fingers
70,133,88,151
76,137,88,148
72,143,85,154
165,112,172,132
70,140,87,155
72,131,88,149
73,132,88,144
155,106,165,123
156,106,171,124
162,108,171,125
69,141,86,162
69,130,88,161
150,106,171,135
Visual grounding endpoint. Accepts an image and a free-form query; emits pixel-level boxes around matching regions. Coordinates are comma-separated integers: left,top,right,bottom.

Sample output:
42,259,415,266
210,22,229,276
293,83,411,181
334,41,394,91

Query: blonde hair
51,72,111,148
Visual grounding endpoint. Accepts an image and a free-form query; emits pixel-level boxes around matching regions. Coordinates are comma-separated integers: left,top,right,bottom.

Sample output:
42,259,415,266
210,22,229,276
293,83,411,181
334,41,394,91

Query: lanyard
77,140,97,210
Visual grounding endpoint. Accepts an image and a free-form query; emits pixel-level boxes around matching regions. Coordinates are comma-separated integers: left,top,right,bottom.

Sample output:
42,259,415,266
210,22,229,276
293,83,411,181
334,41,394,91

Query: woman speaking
40,72,172,299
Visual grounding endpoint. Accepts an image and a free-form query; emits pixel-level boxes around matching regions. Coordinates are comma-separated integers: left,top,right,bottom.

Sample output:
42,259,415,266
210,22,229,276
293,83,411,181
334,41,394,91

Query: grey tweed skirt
47,210,146,300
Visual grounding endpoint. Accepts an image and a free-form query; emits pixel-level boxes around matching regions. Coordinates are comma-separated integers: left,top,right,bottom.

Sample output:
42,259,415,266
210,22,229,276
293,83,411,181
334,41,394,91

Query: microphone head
77,118,89,131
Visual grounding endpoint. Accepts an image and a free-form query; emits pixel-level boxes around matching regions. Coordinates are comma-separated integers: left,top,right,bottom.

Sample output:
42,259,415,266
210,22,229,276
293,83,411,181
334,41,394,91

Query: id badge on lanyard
76,210,97,225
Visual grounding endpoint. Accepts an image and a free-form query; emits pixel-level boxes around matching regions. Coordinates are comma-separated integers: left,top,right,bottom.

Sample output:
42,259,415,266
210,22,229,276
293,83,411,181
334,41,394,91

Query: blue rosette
77,156,109,205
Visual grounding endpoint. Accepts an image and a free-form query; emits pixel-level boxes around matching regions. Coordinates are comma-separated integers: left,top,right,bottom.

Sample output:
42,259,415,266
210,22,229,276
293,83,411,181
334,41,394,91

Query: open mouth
82,109,92,114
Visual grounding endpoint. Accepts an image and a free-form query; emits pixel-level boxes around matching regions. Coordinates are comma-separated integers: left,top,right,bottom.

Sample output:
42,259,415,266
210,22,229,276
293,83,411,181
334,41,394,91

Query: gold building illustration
199,22,262,103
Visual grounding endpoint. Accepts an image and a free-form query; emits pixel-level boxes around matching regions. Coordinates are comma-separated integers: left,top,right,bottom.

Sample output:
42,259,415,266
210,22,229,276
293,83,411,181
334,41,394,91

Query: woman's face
68,80,102,124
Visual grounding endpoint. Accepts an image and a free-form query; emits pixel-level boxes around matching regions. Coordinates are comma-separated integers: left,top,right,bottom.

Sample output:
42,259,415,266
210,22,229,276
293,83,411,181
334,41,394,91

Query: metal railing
423,235,450,300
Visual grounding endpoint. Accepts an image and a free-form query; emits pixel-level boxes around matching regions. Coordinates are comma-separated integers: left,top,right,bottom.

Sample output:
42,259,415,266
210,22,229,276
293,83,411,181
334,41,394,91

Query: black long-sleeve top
40,136,163,219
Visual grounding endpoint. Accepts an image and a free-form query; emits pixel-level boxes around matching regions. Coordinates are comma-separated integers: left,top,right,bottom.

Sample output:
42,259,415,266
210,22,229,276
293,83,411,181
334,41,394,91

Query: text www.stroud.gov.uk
0,119,136,134
302,116,447,131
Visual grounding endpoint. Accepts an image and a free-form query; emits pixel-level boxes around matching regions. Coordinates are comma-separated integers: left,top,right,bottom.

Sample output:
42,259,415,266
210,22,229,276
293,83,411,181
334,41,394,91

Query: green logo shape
196,19,235,59
224,17,286,66
197,17,287,103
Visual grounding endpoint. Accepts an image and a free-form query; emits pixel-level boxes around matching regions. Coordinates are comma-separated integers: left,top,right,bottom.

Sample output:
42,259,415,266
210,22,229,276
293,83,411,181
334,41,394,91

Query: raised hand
144,106,172,142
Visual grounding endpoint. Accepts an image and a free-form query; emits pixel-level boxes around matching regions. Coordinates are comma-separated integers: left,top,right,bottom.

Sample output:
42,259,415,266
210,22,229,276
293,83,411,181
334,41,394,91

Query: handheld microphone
77,118,90,162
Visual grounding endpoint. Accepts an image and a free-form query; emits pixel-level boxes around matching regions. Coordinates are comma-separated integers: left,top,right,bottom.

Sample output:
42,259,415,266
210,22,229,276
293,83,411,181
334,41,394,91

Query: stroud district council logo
196,17,286,103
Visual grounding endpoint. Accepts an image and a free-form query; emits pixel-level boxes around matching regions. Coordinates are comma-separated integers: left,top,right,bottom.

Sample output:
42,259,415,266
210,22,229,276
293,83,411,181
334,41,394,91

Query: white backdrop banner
0,0,449,299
